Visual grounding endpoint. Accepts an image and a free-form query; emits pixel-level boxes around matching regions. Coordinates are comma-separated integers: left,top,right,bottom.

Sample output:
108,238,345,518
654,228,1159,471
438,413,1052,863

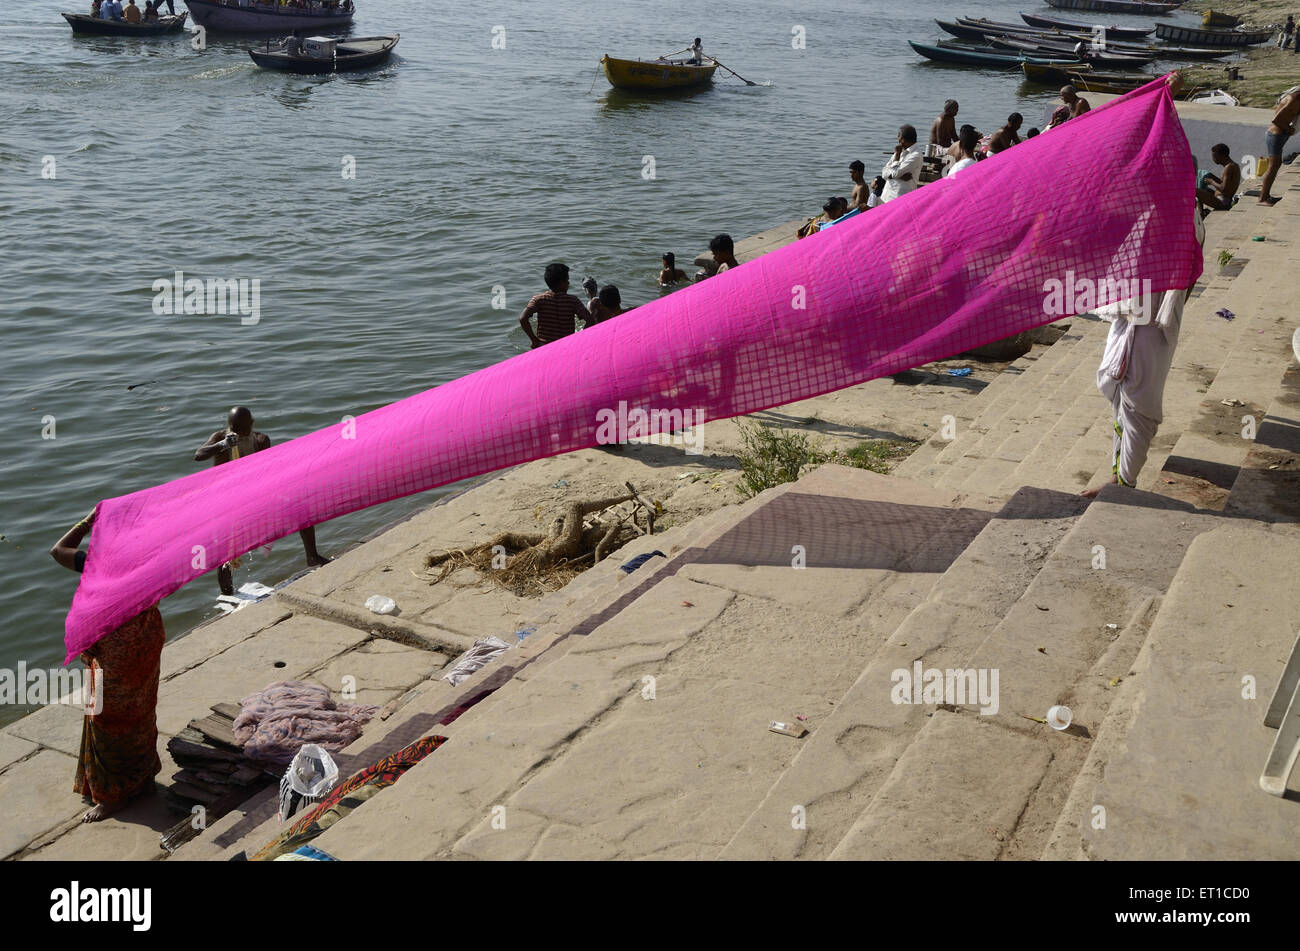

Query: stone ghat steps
818,485,1232,860
266,469,989,859
1151,255,1299,510
893,205,1248,488
718,483,1091,859
893,321,1095,482
1041,523,1300,860
895,190,1289,505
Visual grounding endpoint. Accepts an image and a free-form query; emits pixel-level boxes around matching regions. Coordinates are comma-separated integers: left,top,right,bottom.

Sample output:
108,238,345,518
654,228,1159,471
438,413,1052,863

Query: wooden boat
61,11,188,35
910,41,1078,67
1154,23,1274,46
184,0,353,33
1044,0,1180,14
940,19,1234,58
1201,10,1241,29
248,33,396,72
987,36,1154,66
600,54,717,91
1018,12,1155,38
1021,61,1151,87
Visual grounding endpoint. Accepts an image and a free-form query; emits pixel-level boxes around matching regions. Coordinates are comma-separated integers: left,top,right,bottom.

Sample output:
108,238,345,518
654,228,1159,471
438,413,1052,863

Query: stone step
211,469,973,860
930,324,1110,493
892,340,1073,482
905,325,1104,486
825,484,1223,860
1154,243,1299,510
951,337,1114,495
718,485,1090,860
927,324,1101,464
997,387,1110,495
1222,363,1300,524
1042,522,1300,860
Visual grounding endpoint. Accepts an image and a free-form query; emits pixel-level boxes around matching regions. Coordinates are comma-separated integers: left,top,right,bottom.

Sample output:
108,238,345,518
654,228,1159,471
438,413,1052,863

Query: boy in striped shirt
520,262,590,348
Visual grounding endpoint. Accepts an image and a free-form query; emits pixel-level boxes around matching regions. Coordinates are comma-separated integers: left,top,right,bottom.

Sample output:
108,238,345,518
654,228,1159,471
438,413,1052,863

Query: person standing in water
51,511,166,822
194,406,330,596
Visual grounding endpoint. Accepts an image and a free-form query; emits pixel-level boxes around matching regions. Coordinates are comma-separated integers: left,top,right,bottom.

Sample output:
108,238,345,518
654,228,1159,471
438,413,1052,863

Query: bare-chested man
849,160,873,210
929,100,959,149
987,113,1023,154
194,405,329,596
1061,85,1090,120
1259,86,1300,204
1197,143,1240,214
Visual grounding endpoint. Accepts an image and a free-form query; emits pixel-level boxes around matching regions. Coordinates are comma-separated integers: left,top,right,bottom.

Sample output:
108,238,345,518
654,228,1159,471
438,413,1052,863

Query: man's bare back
930,114,957,148
1270,91,1300,135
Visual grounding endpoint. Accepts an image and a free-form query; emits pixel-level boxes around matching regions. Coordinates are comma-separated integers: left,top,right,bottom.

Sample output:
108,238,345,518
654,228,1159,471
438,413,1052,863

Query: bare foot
1259,195,1281,205
81,800,126,823
1080,475,1119,499
80,781,153,822
305,553,331,567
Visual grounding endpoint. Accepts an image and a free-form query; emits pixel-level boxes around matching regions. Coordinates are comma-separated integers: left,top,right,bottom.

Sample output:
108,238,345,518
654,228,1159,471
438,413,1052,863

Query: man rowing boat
659,37,711,66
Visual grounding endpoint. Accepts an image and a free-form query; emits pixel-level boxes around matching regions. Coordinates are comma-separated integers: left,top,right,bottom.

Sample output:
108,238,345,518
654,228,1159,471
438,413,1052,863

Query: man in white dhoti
1082,210,1206,498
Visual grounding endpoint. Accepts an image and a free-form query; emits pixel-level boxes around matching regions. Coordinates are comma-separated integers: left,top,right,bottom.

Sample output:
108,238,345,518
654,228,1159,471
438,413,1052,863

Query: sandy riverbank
1182,0,1300,105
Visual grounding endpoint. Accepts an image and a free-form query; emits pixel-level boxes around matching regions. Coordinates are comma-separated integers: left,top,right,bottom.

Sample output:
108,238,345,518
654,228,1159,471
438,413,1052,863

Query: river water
0,0,1204,716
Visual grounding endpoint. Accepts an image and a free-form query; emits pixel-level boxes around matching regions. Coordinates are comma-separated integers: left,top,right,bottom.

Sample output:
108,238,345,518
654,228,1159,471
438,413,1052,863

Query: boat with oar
600,54,717,91
248,33,397,72
910,40,1079,68
937,19,1235,59
1018,12,1155,38
1154,23,1273,46
184,0,353,33
1044,0,1180,14
61,11,188,35
984,36,1154,67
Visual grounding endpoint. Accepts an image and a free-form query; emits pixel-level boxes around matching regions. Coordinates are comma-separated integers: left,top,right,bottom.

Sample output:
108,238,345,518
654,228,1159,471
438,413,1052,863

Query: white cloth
880,145,923,202
946,157,976,177
1093,210,1204,485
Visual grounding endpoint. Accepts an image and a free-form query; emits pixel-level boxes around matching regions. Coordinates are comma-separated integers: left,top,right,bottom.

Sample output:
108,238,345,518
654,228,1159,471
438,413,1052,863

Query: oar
710,57,757,86
712,57,759,86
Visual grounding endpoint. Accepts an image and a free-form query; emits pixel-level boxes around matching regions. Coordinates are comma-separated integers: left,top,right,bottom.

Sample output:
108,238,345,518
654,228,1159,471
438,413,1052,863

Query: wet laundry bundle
232,681,378,767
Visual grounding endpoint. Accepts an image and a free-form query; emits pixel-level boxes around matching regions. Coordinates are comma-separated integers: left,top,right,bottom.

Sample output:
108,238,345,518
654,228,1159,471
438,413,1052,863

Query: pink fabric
65,79,1202,662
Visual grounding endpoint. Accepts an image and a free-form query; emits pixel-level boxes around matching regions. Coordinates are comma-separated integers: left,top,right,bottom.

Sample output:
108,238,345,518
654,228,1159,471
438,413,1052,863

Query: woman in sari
51,511,165,822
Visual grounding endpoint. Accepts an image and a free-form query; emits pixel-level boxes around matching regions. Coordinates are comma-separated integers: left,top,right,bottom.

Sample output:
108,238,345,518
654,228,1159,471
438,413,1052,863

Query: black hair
544,262,569,290
662,252,675,267
1026,127,1040,138
899,124,917,145
958,124,979,154
850,159,865,173
709,233,733,254
1008,112,1022,124
1211,142,1230,155
598,285,621,308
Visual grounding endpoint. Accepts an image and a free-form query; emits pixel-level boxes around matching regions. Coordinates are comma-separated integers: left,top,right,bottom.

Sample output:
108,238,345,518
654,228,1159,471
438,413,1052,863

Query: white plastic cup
1046,705,1073,730
364,594,397,615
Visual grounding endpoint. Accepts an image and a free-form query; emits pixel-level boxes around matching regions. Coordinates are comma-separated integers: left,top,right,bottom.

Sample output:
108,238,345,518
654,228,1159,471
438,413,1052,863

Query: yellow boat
600,54,717,92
